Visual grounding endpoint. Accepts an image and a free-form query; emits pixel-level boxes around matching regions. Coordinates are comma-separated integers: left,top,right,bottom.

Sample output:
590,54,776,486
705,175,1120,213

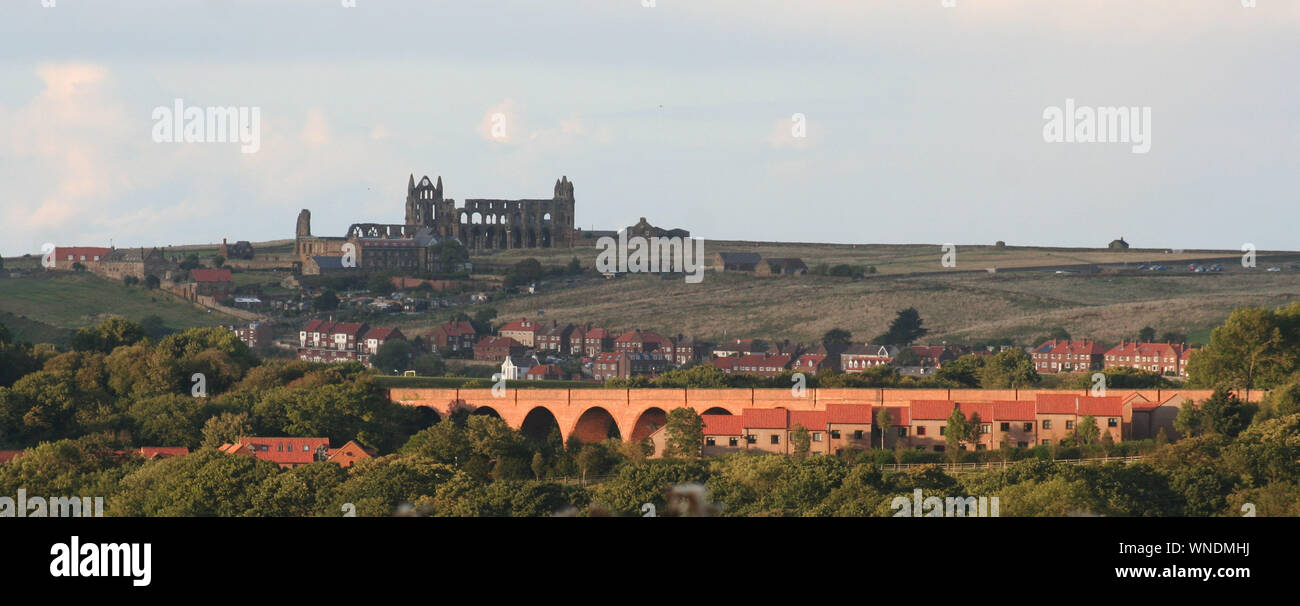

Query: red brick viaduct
389,387,1238,444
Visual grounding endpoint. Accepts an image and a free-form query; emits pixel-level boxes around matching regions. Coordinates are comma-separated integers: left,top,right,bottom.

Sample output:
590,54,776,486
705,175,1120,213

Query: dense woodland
2,302,1300,517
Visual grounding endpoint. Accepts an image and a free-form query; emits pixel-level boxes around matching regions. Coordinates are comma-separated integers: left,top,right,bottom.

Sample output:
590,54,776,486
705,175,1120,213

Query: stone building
294,173,576,272
96,248,180,282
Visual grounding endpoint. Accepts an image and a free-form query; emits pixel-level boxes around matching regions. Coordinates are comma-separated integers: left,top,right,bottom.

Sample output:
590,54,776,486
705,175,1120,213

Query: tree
530,452,545,480
179,254,201,270
874,407,893,449
790,424,811,459
1198,388,1254,438
893,348,922,367
314,290,340,311
1073,414,1100,445
822,328,853,347
201,412,253,448
1138,326,1157,342
566,256,581,274
874,308,928,345
370,340,415,374
72,317,145,354
1186,304,1300,389
212,256,225,268
144,275,160,289
122,274,139,287
936,354,986,387
944,407,972,460
976,349,1040,388
663,407,704,459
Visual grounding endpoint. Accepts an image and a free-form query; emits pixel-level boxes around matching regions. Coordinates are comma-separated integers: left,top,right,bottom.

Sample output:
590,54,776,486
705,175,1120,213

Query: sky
1,0,1298,255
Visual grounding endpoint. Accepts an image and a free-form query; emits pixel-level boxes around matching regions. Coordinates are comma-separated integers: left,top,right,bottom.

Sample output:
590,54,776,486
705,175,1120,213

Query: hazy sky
2,0,1298,255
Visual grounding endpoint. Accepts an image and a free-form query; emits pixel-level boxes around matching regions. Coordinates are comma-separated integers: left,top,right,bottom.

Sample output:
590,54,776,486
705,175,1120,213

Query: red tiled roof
138,447,189,459
1035,339,1107,355
742,408,788,429
0,450,24,464
789,410,829,430
795,354,826,368
436,321,475,337
991,401,1036,421
872,406,909,426
54,247,111,260
711,357,735,371
525,364,562,378
959,402,994,422
614,330,665,343
1105,341,1189,358
331,322,367,337
910,400,958,420
1035,393,1080,414
224,437,331,466
827,404,872,424
191,268,234,283
477,336,523,349
500,318,537,332
1077,396,1123,417
584,328,609,339
702,414,744,435
364,327,401,341
303,319,326,332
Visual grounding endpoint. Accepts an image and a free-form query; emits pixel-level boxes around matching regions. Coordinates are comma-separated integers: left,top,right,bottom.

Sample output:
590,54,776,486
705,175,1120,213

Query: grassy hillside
0,273,238,335
480,269,1300,347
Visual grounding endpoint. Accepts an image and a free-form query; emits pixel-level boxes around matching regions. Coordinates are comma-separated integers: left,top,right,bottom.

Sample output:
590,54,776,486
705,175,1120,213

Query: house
475,336,525,362
191,268,235,296
789,410,832,455
537,321,575,355
740,408,790,454
909,345,959,368
905,401,995,452
218,238,256,260
840,344,898,373
224,321,273,349
591,351,669,380
501,354,535,380
700,415,745,457
325,440,375,469
524,364,564,381
991,401,1037,449
827,404,873,452
666,335,706,365
794,353,833,373
1104,341,1196,377
573,326,613,357
1033,394,1123,445
51,246,112,270
614,329,666,354
711,338,762,358
713,252,761,272
755,257,808,276
303,255,348,275
729,353,793,377
137,447,190,460
1030,339,1107,373
296,320,370,363
427,321,477,354
0,450,25,464
218,437,333,469
360,327,405,365
499,318,540,347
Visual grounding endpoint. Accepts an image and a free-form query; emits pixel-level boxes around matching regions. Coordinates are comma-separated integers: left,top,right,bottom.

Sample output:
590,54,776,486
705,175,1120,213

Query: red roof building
219,437,333,469
1031,339,1107,373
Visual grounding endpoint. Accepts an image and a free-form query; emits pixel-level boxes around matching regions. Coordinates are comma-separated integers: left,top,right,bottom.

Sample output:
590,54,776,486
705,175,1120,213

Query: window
1042,440,1050,445
706,437,716,446
934,445,945,452
812,433,823,442
917,426,927,436
1000,422,1011,432
1017,441,1028,448
830,430,841,439
1042,420,1052,429
1065,421,1075,430
303,445,310,452
915,446,925,451
728,437,738,447
770,435,780,445
1023,422,1033,432
1108,417,1118,427
939,426,947,436
746,435,757,444
897,427,907,437
976,444,987,451
854,430,864,440
981,424,991,434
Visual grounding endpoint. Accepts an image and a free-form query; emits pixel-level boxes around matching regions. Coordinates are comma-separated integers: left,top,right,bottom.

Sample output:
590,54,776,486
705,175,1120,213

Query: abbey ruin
295,174,576,273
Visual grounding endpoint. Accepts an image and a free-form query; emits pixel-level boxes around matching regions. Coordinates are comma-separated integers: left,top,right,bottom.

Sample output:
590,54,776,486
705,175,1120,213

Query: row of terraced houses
646,393,1141,457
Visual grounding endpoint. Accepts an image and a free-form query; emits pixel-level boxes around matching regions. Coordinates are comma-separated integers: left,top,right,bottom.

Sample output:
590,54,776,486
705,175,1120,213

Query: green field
0,273,238,340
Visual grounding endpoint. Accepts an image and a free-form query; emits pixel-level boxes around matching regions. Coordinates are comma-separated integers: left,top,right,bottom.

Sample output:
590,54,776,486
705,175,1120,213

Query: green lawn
0,273,238,334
